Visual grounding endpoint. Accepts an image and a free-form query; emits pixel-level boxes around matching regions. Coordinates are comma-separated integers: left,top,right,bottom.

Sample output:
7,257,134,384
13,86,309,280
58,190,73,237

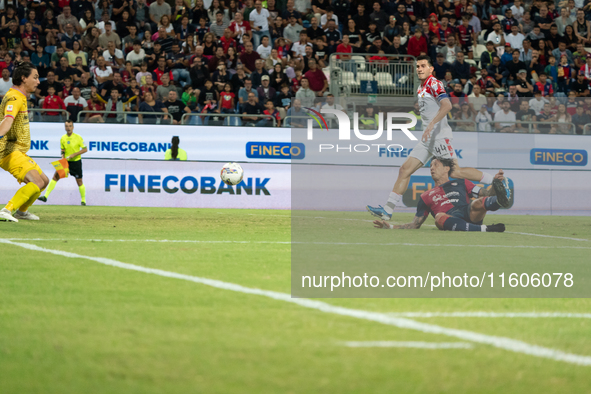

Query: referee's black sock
442,217,485,232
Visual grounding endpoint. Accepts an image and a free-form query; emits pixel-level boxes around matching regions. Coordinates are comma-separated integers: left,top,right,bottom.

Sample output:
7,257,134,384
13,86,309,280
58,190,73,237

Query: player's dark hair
171,136,180,160
416,55,433,67
65,119,73,125
434,156,455,176
12,61,36,86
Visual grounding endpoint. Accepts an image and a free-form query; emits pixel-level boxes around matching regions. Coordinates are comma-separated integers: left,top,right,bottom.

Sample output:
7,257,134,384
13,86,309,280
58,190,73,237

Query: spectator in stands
82,26,100,53
250,59,266,88
0,68,12,100
166,42,191,87
127,40,146,67
295,77,315,106
433,53,450,80
477,68,499,93
571,72,590,97
285,98,306,127
250,0,271,48
520,39,534,63
238,78,256,110
274,83,293,116
153,56,173,85
150,0,172,31
369,2,389,32
304,59,327,96
101,71,126,97
219,82,236,114
98,22,121,49
210,11,229,38
156,73,179,101
102,41,124,68
139,90,169,124
256,75,275,102
242,91,264,126
383,15,399,47
64,87,89,122
229,11,252,45
515,69,534,97
450,52,469,86
494,100,517,132
506,25,525,51
77,72,93,101
212,63,230,92
57,6,81,33
514,100,537,132
36,71,63,104
306,17,324,43
93,56,113,88
189,56,210,89
487,56,508,87
572,105,591,135
486,21,505,51
439,36,461,65
407,26,427,58
259,100,280,127
239,41,260,74
42,85,67,122
164,90,191,124
54,56,76,83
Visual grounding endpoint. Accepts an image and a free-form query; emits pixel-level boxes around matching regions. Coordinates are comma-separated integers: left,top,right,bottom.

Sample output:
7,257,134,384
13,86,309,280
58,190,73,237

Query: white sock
481,225,487,232
480,172,494,185
384,192,402,214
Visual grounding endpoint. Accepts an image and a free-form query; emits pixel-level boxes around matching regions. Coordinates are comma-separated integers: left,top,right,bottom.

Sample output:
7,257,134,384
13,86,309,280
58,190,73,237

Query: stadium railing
283,115,337,128
328,53,418,98
76,111,173,124
180,113,277,127
29,109,69,123
582,123,591,135
489,121,577,134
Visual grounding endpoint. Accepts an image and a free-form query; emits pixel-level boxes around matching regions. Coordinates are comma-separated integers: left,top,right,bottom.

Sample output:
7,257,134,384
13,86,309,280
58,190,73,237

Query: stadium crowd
0,0,589,132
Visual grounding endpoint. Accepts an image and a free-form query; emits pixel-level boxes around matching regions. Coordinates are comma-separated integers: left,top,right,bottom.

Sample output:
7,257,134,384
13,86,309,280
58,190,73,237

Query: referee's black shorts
68,160,83,179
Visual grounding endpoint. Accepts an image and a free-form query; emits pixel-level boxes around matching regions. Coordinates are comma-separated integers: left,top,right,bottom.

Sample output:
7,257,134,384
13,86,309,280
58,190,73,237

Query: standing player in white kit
367,55,509,220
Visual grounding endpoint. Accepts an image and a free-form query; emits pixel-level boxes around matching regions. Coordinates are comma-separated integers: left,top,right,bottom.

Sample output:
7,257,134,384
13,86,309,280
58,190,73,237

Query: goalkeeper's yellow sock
5,183,41,213
19,187,42,213
79,184,86,203
44,179,57,198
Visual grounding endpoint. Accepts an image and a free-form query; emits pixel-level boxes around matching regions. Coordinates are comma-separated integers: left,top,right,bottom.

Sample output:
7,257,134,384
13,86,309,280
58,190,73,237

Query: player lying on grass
373,157,509,232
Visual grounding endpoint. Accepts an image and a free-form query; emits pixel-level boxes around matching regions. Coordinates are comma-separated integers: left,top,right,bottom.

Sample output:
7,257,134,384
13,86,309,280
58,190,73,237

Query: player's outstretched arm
374,215,428,230
0,115,14,137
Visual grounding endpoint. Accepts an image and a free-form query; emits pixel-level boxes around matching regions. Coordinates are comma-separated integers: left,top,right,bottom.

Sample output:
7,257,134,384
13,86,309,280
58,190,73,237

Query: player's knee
399,161,414,178
434,213,450,230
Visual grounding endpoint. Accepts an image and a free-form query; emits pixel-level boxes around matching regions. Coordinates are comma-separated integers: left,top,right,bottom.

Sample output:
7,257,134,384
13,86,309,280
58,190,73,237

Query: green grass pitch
1,206,591,393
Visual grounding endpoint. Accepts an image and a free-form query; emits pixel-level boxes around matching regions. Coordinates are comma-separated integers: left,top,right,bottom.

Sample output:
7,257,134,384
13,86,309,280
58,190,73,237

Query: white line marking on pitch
6,238,591,250
388,312,591,319
343,341,474,349
2,238,591,367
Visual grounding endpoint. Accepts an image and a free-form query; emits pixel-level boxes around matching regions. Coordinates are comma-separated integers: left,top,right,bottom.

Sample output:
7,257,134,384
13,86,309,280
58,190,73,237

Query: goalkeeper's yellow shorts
0,151,43,184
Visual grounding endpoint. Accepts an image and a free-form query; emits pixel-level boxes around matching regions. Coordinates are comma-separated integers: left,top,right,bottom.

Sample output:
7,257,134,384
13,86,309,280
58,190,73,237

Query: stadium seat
352,56,366,71
341,71,359,87
375,72,394,87
475,44,487,61
478,30,488,44
496,15,505,21
45,46,56,54
357,71,374,84
465,59,477,68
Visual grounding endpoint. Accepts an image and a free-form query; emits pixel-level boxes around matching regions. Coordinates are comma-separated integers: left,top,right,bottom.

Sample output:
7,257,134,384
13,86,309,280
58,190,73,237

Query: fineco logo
530,149,588,166
303,109,417,154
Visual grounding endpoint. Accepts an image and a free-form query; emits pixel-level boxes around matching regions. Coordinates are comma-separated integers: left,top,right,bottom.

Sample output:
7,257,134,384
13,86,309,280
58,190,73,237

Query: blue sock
484,196,501,211
443,216,484,232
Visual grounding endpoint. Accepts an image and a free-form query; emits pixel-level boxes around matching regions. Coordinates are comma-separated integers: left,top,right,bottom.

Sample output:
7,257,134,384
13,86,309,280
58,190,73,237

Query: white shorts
409,137,455,164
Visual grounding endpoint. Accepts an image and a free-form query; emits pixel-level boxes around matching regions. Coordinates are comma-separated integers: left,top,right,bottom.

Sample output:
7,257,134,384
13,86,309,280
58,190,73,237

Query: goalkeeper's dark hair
433,156,455,176
12,61,37,86
171,136,179,160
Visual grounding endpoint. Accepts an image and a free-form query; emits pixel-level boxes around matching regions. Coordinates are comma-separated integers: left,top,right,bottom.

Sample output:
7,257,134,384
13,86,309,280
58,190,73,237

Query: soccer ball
220,162,244,186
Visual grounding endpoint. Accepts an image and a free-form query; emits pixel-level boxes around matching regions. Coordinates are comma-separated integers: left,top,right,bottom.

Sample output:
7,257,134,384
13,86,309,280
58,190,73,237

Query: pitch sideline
2,238,591,367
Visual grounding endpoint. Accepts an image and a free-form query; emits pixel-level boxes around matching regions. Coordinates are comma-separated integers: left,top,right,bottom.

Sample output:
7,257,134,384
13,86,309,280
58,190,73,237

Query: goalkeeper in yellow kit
0,61,48,223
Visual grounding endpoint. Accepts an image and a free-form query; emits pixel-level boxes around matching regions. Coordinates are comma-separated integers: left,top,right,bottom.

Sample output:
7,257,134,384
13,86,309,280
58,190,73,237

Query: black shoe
38,196,47,202
81,202,86,206
486,223,505,232
492,178,510,208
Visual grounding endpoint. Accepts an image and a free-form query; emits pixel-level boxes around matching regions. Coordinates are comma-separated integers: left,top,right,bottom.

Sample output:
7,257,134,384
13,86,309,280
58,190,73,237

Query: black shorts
68,160,83,179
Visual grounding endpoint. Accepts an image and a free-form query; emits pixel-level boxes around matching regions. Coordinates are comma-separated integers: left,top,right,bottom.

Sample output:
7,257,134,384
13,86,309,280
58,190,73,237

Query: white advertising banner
27,123,591,170
0,159,291,210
